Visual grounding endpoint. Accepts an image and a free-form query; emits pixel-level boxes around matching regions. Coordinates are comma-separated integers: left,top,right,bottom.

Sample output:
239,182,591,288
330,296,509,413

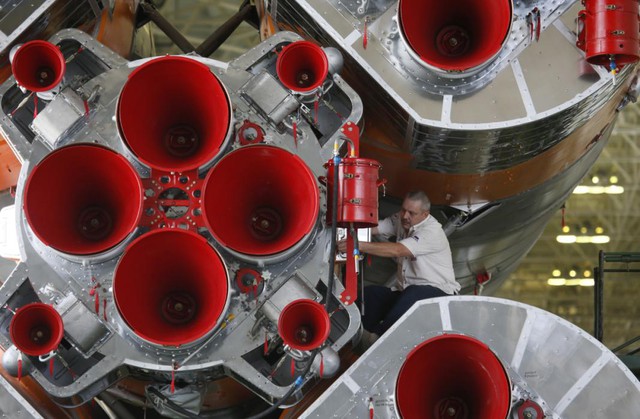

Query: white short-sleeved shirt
376,213,460,294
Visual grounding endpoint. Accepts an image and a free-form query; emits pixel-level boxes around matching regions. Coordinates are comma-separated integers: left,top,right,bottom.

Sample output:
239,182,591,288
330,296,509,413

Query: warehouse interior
0,0,638,417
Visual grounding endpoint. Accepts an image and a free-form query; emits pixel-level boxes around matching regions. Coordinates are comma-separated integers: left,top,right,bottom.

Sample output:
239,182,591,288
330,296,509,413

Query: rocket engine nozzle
202,145,319,257
113,229,229,347
117,56,232,172
396,334,511,419
24,145,143,255
10,303,64,357
398,0,512,72
11,40,65,92
278,299,330,351
276,41,329,93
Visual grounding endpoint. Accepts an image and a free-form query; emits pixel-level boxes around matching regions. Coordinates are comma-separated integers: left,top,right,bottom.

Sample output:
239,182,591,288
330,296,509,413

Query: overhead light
547,278,592,286
547,278,566,286
591,175,600,184
569,269,577,277
595,226,604,234
609,175,618,184
604,185,624,194
562,225,570,233
572,185,624,194
590,235,610,244
556,234,610,244
552,269,561,277
583,269,591,277
556,234,577,243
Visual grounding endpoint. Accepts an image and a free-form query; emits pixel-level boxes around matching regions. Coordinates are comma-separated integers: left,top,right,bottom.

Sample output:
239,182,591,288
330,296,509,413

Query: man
338,190,459,338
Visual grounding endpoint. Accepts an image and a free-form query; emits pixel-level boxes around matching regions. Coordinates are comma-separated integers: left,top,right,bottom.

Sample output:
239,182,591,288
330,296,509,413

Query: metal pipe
195,3,254,57
139,3,195,53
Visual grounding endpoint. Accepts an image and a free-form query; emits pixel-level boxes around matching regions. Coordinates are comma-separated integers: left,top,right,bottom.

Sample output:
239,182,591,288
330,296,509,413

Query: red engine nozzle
10,303,64,356
396,334,511,419
24,145,143,255
398,0,512,72
278,299,330,351
202,145,319,256
11,40,65,92
113,229,229,347
117,56,231,172
276,41,329,93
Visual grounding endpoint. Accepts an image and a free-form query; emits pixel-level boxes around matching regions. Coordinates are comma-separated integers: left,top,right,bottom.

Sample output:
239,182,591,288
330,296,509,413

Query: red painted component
9,303,64,357
113,230,229,346
517,400,544,419
140,169,206,231
235,268,263,296
11,40,65,92
340,233,357,305
325,122,383,228
396,334,511,419
23,145,143,255
578,0,640,66
202,145,319,256
277,299,330,351
237,120,265,145
398,0,512,71
117,56,231,172
276,41,328,93
325,157,382,228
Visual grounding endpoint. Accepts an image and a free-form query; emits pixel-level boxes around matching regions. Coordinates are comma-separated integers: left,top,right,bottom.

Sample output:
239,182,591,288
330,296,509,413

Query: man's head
400,191,430,231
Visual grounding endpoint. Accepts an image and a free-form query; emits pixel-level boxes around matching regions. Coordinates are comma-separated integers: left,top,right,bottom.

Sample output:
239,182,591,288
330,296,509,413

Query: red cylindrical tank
581,0,640,66
325,157,382,228
396,334,511,419
10,303,64,357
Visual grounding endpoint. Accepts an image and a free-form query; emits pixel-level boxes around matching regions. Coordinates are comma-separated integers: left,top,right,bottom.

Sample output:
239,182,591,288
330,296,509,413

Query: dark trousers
361,285,449,335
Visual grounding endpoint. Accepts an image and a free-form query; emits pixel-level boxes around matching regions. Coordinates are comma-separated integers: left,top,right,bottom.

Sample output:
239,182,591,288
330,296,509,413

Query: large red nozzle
276,41,328,93
113,229,229,346
10,303,64,356
278,300,330,351
117,56,231,172
24,145,143,255
203,145,319,256
11,40,65,92
396,334,510,419
398,0,512,72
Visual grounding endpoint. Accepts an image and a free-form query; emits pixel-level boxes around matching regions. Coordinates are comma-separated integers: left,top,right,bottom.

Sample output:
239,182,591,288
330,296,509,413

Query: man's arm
340,240,413,258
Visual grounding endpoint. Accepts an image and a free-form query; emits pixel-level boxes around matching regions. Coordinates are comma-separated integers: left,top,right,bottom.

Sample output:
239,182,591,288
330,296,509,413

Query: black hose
324,154,340,310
